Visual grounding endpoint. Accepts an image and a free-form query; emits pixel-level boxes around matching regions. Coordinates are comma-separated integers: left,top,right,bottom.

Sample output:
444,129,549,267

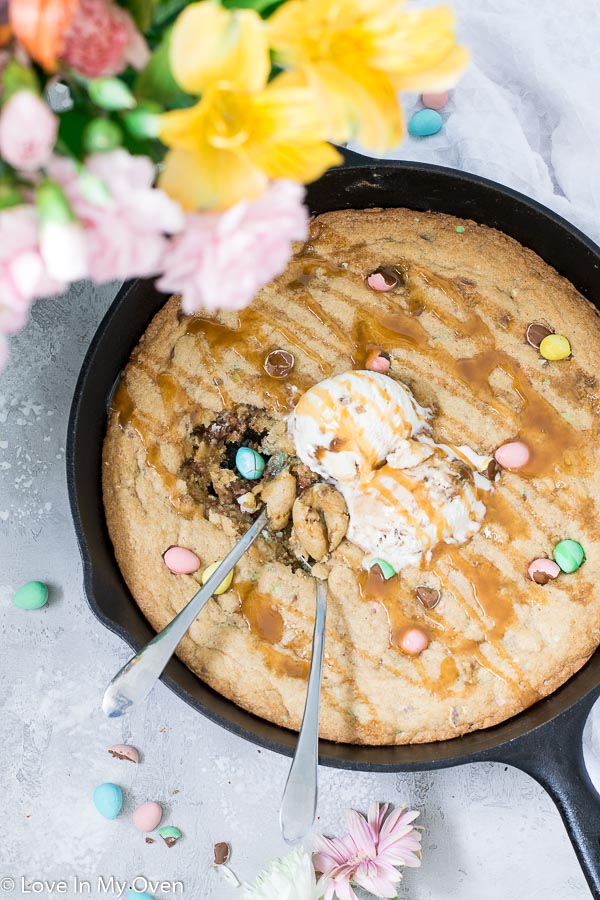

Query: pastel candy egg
201,560,234,595
421,91,449,110
398,626,430,656
408,109,443,136
163,546,200,575
553,539,585,573
540,333,571,360
127,892,153,900
494,441,530,470
528,558,561,585
235,446,265,480
365,349,391,374
368,558,396,580
132,800,162,832
367,268,398,291
93,783,123,819
13,580,48,610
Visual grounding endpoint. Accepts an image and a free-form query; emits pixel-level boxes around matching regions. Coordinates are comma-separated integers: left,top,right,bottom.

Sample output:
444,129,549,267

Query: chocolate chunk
264,349,295,378
416,586,441,609
532,570,552,585
419,233,434,242
145,837,155,844
526,322,553,349
214,842,231,866
486,458,500,480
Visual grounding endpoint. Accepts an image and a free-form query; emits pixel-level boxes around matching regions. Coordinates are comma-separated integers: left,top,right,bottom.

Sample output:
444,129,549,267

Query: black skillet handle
493,690,600,897
339,146,396,168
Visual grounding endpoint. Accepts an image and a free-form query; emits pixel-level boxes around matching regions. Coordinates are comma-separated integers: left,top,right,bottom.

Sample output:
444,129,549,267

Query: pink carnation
49,150,184,282
157,181,309,313
61,0,149,78
0,90,58,171
314,802,422,900
0,205,65,371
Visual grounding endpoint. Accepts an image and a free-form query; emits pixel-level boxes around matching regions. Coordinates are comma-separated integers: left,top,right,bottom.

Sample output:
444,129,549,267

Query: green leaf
0,178,24,210
57,109,90,159
126,0,159,31
2,60,40,103
222,0,287,15
134,27,195,109
151,0,189,29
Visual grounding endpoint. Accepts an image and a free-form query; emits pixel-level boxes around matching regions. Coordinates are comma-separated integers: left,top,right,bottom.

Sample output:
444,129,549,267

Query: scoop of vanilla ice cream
292,370,430,483
291,371,489,570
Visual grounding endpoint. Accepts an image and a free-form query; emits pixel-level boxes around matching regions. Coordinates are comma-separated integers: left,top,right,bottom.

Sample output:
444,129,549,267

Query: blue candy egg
408,108,443,137
127,892,153,900
93,782,123,819
235,446,265,480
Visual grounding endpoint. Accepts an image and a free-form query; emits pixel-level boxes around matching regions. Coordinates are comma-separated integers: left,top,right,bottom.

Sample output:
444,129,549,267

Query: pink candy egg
421,91,449,110
132,801,163,832
365,350,391,374
528,558,561,585
494,441,530,470
163,545,200,574
398,627,430,656
367,272,395,292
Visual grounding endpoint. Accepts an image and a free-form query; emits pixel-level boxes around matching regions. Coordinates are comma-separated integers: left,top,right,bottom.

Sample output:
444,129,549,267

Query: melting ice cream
292,371,489,570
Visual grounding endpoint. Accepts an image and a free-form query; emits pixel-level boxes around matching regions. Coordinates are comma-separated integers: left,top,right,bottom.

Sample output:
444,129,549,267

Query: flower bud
83,118,123,153
36,180,88,282
88,77,136,111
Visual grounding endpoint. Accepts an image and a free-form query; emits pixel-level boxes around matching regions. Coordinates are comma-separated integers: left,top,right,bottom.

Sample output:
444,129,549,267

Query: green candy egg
13,581,48,610
368,559,396,580
93,782,123,819
158,825,182,847
235,446,265,480
553,539,585,574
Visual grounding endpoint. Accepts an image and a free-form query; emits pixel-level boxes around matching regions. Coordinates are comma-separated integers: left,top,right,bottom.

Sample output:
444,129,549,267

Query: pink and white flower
60,0,149,78
242,847,319,900
313,802,422,900
157,180,309,314
0,90,58,171
49,149,184,282
0,204,66,371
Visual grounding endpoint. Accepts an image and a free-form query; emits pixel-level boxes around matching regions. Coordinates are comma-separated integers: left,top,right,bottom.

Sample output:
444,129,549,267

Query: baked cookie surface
103,207,600,745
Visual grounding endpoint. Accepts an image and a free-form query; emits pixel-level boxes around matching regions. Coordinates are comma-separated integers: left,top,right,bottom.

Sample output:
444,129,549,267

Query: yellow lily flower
159,1,342,210
268,0,469,152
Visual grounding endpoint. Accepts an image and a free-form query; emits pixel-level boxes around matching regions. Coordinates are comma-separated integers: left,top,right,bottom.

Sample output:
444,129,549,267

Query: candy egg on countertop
163,546,200,574
235,446,265,480
421,91,449,110
132,800,163,832
127,892,153,900
408,109,442,136
13,580,48,610
93,783,123,819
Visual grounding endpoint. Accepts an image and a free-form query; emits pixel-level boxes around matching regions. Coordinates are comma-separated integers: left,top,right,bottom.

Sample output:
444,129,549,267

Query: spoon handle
102,507,269,717
280,578,327,843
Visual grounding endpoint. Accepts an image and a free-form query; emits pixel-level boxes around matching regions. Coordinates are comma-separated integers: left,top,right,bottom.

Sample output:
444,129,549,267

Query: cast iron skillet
67,149,600,895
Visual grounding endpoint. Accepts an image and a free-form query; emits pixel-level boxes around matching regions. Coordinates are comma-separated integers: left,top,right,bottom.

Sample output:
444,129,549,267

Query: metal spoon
280,569,327,843
102,507,268,717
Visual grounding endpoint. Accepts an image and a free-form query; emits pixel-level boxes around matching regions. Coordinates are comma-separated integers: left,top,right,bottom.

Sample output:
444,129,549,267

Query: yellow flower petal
159,146,268,211
158,103,206,151
392,46,470,92
170,1,269,94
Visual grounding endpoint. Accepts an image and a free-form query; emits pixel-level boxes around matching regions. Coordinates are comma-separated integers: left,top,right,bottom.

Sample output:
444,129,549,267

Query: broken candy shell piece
415,586,441,609
368,558,396,580
132,801,162,832
365,349,391,374
108,744,139,763
367,267,399,291
494,441,530,470
158,825,182,848
527,558,561,585
214,841,231,865
525,322,553,349
163,546,200,575
397,626,430,656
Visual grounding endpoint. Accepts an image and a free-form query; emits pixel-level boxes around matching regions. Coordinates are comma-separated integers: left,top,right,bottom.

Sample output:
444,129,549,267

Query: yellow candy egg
539,333,571,360
201,560,234,595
